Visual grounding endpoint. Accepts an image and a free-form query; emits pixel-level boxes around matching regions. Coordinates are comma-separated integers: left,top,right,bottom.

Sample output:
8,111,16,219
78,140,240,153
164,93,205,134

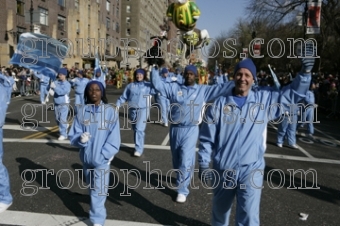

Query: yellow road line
22,126,59,139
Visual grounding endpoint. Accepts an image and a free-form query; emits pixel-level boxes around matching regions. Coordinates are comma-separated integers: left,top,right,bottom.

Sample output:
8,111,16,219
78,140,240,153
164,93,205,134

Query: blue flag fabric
9,33,68,81
93,49,106,88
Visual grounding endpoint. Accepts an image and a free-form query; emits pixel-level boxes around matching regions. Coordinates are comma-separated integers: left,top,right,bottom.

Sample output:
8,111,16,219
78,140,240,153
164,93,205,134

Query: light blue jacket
68,103,121,166
0,74,10,126
52,80,71,105
71,77,89,95
0,73,14,104
116,81,156,108
199,72,311,170
151,67,234,127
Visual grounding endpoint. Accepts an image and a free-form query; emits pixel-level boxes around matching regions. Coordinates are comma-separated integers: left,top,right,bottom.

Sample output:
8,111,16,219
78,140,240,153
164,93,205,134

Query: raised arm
150,67,173,99
203,81,234,102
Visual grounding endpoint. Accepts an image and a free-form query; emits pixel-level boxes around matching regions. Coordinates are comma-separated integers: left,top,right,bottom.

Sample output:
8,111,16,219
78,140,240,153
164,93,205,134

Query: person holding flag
92,51,106,88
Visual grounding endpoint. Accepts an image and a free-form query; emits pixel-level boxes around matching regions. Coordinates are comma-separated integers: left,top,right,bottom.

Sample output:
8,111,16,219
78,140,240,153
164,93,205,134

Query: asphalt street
1,85,340,226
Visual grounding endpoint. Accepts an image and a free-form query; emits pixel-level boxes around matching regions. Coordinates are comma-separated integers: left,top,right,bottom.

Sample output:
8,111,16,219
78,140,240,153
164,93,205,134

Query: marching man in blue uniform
198,43,315,226
71,70,89,114
150,64,233,203
116,69,156,157
49,68,72,141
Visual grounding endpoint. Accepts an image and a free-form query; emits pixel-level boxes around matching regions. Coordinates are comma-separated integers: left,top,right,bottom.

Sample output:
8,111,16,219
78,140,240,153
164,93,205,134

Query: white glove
80,132,91,143
171,77,177,81
50,82,56,89
115,106,119,112
107,156,114,165
49,89,55,96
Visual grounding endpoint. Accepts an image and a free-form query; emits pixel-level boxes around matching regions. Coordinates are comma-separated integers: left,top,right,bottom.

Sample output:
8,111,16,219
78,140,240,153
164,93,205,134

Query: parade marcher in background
69,80,120,226
92,68,106,89
150,64,233,203
156,68,171,127
71,70,89,114
33,71,51,104
0,68,15,104
49,68,71,141
198,43,314,226
212,68,228,85
297,81,316,138
0,68,13,213
116,68,156,157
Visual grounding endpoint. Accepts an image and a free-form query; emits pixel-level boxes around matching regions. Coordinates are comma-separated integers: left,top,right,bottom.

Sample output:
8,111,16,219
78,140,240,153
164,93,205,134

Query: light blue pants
54,104,69,137
212,159,265,226
169,125,199,196
277,114,298,146
0,127,13,205
83,163,110,226
129,108,148,154
156,95,170,124
298,108,314,135
40,84,48,103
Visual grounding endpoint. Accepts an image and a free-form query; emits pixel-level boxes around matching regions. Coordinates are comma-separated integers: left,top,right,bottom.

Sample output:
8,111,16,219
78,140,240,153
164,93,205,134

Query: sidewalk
0,210,165,226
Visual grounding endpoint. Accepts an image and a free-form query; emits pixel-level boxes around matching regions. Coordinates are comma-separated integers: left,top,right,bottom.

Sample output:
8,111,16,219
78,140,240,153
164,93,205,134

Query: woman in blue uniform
68,80,120,226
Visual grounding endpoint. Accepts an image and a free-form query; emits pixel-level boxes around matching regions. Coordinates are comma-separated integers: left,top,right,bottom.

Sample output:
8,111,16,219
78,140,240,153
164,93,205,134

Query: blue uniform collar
84,101,104,113
182,83,198,90
226,88,257,108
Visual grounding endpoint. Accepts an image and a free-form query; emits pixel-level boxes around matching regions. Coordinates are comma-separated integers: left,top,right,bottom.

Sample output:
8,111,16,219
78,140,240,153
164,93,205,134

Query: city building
0,0,121,69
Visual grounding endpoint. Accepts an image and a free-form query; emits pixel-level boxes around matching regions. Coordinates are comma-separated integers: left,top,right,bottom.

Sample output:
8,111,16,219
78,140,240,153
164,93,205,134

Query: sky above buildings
195,0,248,39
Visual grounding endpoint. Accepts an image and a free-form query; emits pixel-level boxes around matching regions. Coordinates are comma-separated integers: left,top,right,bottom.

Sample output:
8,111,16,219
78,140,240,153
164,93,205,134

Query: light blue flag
93,49,106,87
9,32,68,81
268,64,281,90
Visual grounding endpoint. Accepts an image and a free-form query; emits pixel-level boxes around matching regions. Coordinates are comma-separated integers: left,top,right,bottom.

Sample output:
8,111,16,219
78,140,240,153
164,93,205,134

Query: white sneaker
176,194,186,203
46,97,49,102
58,135,67,141
277,143,283,148
164,123,168,127
41,101,46,104
288,144,298,149
0,202,12,213
93,224,102,226
134,151,141,157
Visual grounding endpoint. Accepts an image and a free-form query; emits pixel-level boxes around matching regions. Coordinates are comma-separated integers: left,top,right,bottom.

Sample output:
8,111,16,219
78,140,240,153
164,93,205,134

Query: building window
126,29,131,36
116,6,119,16
106,0,110,11
39,8,48,25
126,17,131,24
116,22,119,33
58,0,65,7
88,5,90,18
58,15,66,31
88,25,90,37
17,0,25,16
98,11,101,22
106,17,110,29
112,21,115,31
75,0,79,9
16,27,26,43
126,5,130,13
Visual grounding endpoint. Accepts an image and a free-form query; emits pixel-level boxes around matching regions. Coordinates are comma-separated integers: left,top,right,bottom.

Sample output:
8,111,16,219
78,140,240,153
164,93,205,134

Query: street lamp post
30,0,34,33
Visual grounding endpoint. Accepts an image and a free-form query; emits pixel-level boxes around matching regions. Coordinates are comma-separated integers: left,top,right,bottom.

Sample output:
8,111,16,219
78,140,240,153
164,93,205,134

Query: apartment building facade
120,0,169,68
0,0,121,69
